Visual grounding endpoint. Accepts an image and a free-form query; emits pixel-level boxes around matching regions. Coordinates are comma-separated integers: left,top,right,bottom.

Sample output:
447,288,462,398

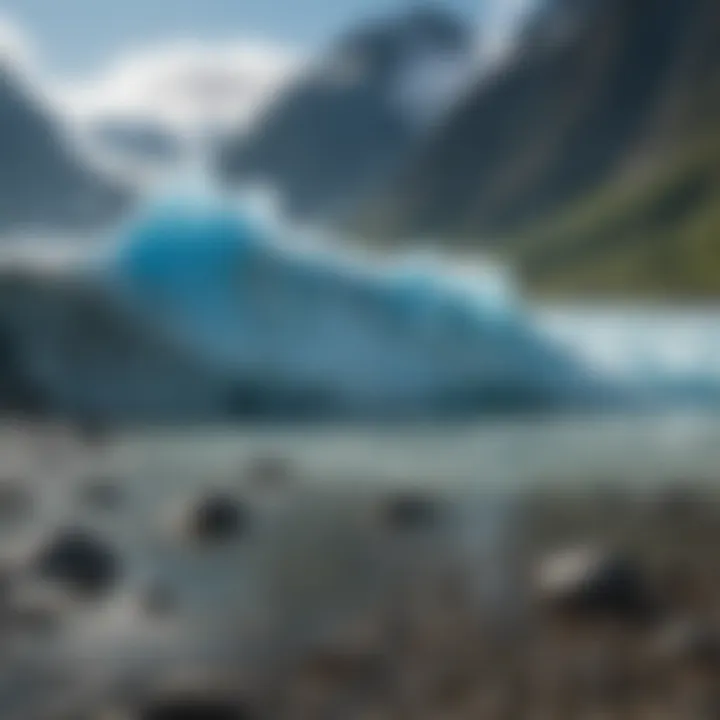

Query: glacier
84,194,612,419
0,192,718,421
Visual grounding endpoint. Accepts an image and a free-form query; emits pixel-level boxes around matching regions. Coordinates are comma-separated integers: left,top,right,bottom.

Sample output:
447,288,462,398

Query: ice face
95,196,597,415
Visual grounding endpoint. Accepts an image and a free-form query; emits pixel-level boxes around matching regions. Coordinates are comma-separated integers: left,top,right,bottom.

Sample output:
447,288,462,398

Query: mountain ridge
356,0,720,295
0,61,132,236
217,6,474,223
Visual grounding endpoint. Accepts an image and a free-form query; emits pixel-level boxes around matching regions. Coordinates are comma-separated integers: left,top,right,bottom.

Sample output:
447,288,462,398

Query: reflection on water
113,411,720,487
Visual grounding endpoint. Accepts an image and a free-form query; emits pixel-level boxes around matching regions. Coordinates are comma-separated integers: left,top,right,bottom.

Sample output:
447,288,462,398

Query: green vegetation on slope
353,0,720,298
510,135,720,298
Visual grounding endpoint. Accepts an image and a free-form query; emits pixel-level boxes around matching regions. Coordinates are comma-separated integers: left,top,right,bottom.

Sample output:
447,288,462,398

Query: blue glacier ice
88,194,614,418
4,191,720,421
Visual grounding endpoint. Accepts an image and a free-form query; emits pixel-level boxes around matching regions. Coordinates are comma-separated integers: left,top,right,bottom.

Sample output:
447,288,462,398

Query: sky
2,0,491,73
0,0,536,144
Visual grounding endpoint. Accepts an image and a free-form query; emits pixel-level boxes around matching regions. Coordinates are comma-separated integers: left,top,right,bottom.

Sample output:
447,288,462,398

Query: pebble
244,455,294,491
78,477,125,512
0,479,34,523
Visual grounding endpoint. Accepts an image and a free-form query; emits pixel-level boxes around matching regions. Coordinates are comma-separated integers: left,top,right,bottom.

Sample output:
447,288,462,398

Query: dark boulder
178,493,251,545
378,492,443,533
137,694,254,720
33,527,121,598
535,546,659,625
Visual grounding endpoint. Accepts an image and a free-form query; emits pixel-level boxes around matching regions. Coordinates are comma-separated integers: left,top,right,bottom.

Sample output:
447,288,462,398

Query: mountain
217,6,474,222
0,63,132,236
87,117,184,168
359,0,720,296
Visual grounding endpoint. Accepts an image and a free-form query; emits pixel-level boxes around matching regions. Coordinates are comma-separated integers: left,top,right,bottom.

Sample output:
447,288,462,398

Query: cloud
0,15,35,72
56,38,303,138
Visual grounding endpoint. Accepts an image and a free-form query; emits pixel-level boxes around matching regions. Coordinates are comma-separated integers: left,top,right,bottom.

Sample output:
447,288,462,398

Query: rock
74,414,113,447
136,694,254,720
79,477,125,511
244,455,294,491
1,574,77,641
379,492,443,533
0,479,33,523
653,483,700,523
33,527,121,598
178,493,250,545
535,546,659,625
141,583,178,618
296,647,383,687
656,620,720,671
6,590,63,636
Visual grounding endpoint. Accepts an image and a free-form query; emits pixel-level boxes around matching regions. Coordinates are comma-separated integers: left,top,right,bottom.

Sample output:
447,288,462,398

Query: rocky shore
0,424,717,718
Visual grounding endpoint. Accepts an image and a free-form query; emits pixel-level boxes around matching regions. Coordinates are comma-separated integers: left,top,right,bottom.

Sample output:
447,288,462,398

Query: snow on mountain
217,8,478,223
388,35,476,130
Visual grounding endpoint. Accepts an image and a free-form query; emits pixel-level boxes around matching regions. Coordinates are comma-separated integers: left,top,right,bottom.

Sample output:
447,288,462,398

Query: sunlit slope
513,135,720,297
